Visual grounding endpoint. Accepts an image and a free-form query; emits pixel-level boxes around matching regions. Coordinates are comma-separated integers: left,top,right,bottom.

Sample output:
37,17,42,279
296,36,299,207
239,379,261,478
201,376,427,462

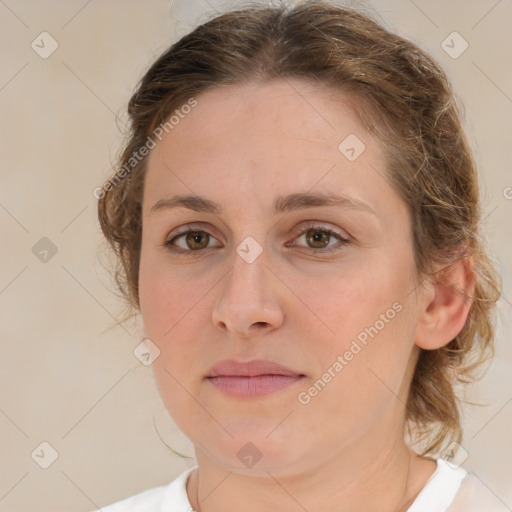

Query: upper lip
206,359,303,378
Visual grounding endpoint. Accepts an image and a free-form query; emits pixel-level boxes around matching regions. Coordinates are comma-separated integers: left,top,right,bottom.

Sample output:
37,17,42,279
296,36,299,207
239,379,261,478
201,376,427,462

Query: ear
415,256,476,350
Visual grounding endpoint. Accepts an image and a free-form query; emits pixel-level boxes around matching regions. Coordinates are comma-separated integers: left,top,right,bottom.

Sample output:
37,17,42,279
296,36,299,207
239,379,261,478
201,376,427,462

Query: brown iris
305,229,330,248
186,231,209,250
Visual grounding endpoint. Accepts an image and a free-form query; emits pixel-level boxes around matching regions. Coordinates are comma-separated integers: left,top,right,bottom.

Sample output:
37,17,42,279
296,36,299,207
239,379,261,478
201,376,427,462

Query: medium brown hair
97,0,502,454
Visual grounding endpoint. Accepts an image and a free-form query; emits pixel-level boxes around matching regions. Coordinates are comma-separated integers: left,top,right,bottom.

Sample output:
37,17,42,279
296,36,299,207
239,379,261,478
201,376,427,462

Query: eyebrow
149,192,377,217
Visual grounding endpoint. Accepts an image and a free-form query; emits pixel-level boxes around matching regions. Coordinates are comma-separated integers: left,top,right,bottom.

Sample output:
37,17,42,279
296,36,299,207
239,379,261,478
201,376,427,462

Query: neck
187,427,436,512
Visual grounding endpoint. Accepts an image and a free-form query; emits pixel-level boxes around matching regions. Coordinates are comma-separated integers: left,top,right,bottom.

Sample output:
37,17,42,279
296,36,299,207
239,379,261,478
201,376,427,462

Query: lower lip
206,375,304,397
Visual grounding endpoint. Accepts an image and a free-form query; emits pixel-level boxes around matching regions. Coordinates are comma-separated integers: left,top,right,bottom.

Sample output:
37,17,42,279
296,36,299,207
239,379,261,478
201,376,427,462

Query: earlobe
415,257,476,350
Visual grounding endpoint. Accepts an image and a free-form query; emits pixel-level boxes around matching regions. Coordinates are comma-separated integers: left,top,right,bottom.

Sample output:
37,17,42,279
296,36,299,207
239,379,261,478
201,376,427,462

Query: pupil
187,231,207,249
309,229,329,247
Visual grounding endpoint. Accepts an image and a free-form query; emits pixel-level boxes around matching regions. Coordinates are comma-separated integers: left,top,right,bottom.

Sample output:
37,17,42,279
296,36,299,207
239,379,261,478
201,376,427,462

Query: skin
138,78,475,512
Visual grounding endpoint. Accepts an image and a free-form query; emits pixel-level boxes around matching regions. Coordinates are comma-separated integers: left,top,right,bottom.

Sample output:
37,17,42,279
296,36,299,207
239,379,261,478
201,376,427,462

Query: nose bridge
212,240,284,335
223,243,269,309
231,242,267,295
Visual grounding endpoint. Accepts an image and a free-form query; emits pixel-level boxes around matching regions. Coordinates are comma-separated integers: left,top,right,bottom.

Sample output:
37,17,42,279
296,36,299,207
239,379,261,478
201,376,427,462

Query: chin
194,420,309,475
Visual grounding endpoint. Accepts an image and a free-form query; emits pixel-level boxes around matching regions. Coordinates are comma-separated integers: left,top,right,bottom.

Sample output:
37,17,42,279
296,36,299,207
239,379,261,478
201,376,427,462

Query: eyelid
290,221,349,239
164,222,223,251
169,222,217,238
287,222,351,252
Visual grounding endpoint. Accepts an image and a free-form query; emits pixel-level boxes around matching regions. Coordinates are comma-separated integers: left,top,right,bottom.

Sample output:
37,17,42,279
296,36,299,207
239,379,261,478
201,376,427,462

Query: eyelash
162,223,351,255
286,225,350,254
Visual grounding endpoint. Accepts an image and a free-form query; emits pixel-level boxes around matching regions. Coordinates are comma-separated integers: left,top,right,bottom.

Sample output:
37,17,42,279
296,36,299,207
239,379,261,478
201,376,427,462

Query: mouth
205,359,305,398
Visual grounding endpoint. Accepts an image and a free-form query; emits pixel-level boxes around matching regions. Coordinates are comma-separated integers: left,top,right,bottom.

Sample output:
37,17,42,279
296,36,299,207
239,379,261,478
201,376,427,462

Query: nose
211,246,285,339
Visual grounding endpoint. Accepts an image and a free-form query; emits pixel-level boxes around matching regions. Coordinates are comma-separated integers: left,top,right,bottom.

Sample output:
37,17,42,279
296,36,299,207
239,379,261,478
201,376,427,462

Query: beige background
0,1,511,510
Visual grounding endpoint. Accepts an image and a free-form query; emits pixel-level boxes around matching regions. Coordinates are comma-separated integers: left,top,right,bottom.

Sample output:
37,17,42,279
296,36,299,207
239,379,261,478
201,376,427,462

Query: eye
162,223,350,255
164,227,222,253
290,224,350,253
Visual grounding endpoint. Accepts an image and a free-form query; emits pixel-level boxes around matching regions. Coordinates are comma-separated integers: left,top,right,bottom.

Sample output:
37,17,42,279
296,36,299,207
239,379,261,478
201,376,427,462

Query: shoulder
92,466,196,512
446,471,511,512
408,458,468,512
409,458,509,512
96,484,169,512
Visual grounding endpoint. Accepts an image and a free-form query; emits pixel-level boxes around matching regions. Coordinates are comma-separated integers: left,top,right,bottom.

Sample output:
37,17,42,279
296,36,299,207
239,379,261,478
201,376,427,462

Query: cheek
295,308,416,442
139,255,212,379
287,261,403,346
143,267,209,432
290,257,417,389
152,359,208,443
139,255,205,340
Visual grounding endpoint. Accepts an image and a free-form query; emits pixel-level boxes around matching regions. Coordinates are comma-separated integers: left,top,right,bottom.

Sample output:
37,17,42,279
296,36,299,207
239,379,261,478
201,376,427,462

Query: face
139,79,424,476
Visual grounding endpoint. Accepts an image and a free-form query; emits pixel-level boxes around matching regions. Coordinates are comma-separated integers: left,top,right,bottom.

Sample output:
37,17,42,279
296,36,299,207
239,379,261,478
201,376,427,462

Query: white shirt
95,459,509,511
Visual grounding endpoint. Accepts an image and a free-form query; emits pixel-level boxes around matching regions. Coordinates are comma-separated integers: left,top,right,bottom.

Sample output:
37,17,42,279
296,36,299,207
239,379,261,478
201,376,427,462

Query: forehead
141,78,404,227
145,79,377,179
177,79,363,148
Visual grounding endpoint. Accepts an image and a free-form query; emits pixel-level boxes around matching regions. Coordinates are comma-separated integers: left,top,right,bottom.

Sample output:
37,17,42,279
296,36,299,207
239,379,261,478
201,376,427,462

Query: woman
95,1,504,510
